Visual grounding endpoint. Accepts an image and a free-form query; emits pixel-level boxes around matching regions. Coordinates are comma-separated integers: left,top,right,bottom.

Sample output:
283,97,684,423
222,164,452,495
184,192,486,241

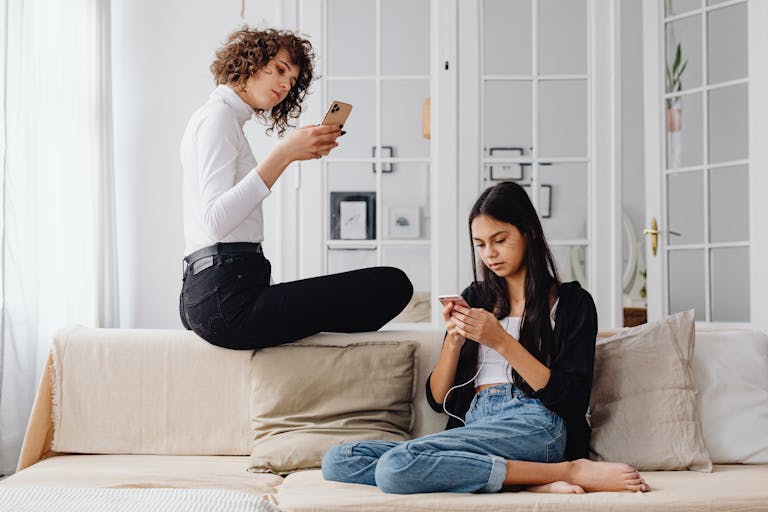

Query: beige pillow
249,341,416,475
590,310,712,472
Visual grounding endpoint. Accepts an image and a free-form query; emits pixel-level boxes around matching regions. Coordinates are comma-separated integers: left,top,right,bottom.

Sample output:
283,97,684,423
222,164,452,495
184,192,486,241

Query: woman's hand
276,124,342,162
450,305,509,351
441,302,465,350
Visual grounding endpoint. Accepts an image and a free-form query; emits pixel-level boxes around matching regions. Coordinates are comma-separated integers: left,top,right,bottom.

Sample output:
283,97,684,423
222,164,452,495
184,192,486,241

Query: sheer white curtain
0,0,119,474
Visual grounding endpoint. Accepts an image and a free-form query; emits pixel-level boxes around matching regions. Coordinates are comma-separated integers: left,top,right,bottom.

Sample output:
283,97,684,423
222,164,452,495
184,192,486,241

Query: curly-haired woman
180,28,413,350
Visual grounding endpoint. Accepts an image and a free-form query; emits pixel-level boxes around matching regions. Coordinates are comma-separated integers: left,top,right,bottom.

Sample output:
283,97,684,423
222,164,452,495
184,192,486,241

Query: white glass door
642,0,763,324
299,0,445,326
458,0,621,325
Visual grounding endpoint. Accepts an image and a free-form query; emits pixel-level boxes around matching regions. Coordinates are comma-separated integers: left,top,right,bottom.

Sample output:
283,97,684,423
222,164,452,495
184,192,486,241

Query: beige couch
2,325,768,511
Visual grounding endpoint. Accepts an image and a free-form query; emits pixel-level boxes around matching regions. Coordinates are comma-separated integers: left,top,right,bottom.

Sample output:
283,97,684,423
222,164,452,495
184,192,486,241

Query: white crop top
474,299,559,387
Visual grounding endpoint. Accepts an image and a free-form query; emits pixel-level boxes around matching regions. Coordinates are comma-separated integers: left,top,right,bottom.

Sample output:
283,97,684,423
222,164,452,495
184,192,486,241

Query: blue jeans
322,383,566,494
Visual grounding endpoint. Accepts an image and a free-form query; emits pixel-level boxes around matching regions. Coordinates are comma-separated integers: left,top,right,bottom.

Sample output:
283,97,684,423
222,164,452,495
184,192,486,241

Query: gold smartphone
321,100,353,126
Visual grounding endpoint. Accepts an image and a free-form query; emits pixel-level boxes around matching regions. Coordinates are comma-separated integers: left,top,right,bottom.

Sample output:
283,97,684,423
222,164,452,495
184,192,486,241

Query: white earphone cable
442,317,510,426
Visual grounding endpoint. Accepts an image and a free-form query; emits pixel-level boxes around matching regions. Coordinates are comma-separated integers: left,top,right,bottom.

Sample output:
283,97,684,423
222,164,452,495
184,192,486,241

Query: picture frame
522,184,552,218
371,145,394,173
330,191,376,240
388,206,420,239
488,147,524,181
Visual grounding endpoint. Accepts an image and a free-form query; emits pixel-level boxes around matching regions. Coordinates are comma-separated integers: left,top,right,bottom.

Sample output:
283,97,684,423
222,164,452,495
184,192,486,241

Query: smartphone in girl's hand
438,294,470,309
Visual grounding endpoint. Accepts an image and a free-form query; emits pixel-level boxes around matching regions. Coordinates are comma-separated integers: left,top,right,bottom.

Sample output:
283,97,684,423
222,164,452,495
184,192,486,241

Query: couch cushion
589,310,712,471
249,339,417,475
50,327,253,456
694,328,768,463
0,455,282,495
275,465,768,512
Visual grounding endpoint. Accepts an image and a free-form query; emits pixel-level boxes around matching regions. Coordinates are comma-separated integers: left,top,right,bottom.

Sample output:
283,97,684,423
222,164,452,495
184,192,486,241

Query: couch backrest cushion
694,328,768,463
248,331,443,475
590,310,712,471
51,326,253,455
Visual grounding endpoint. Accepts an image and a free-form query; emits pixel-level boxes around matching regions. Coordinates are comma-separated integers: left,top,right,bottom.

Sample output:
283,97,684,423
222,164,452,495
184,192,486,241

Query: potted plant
665,42,688,133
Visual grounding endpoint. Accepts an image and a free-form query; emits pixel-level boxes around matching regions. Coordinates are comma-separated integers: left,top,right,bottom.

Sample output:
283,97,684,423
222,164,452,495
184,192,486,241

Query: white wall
111,0,284,328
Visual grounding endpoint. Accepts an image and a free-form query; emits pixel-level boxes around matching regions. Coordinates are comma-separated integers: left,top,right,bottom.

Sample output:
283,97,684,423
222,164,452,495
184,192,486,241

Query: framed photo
371,145,394,173
488,147,524,181
330,191,376,240
388,206,420,239
522,184,552,218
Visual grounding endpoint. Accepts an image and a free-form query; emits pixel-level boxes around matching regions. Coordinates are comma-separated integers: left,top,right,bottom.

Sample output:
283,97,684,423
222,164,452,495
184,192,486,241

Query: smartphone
321,100,353,127
438,294,470,309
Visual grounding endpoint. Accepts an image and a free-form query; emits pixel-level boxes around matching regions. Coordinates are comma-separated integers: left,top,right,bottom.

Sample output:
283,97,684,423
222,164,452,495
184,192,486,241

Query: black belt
184,242,262,275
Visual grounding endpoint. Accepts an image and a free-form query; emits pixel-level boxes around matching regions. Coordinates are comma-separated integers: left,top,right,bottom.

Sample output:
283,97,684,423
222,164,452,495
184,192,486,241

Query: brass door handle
644,218,681,256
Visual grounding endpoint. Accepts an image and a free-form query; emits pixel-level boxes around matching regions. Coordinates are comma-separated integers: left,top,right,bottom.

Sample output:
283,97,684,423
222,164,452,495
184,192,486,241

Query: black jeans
179,243,414,350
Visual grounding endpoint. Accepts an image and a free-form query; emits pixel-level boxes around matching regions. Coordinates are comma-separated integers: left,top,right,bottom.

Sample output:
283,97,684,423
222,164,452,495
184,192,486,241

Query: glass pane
666,93,703,169
668,249,705,321
484,0,531,75
709,165,749,243
667,171,704,245
711,247,750,322
382,0,430,75
327,80,375,158
707,3,747,84
328,248,376,274
383,246,432,323
328,163,376,240
484,81,532,154
483,162,531,190
382,163,430,241
666,0,701,16
665,15,702,91
327,0,375,76
538,0,587,75
708,84,748,164
707,0,730,5
382,80,431,158
539,163,587,239
538,80,587,157
551,245,588,285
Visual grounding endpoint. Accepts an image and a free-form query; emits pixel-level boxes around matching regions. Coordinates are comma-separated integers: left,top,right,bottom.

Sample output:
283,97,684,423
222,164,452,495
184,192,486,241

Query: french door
642,0,768,328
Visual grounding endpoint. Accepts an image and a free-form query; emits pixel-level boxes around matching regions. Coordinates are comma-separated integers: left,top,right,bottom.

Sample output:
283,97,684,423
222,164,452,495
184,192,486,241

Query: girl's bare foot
528,481,585,494
568,459,651,493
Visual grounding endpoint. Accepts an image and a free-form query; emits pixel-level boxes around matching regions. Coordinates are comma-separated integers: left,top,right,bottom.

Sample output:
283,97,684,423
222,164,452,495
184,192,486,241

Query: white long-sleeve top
181,84,271,256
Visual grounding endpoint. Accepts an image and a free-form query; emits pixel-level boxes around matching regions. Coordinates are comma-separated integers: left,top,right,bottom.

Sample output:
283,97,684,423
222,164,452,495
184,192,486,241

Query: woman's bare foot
528,481,586,494
568,459,650,492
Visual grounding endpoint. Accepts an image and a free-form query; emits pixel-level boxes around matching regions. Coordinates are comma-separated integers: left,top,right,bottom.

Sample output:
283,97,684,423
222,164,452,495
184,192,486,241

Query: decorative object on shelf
488,147,524,181
388,206,421,239
371,146,394,173
330,191,376,240
522,184,552,218
665,42,687,169
422,98,430,140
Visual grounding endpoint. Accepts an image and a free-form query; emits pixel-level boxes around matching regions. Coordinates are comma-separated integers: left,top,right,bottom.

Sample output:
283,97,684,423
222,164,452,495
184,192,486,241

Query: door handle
643,218,681,256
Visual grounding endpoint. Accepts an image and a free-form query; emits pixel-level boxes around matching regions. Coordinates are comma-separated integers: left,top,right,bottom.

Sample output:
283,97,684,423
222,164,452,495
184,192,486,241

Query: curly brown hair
211,27,315,136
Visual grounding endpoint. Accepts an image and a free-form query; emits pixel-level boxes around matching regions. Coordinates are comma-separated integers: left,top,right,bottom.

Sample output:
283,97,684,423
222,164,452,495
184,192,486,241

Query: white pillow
693,329,768,463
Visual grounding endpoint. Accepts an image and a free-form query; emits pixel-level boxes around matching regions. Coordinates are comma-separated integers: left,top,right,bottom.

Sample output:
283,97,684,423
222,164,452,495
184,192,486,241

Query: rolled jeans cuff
480,455,507,493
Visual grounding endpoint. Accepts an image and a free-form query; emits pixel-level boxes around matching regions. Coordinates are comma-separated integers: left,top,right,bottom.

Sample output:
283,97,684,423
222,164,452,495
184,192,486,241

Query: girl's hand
450,305,508,351
442,302,465,350
277,124,341,162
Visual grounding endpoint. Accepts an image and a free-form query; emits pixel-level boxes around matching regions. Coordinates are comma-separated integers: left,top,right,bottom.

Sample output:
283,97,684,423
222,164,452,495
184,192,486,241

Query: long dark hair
469,181,561,394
